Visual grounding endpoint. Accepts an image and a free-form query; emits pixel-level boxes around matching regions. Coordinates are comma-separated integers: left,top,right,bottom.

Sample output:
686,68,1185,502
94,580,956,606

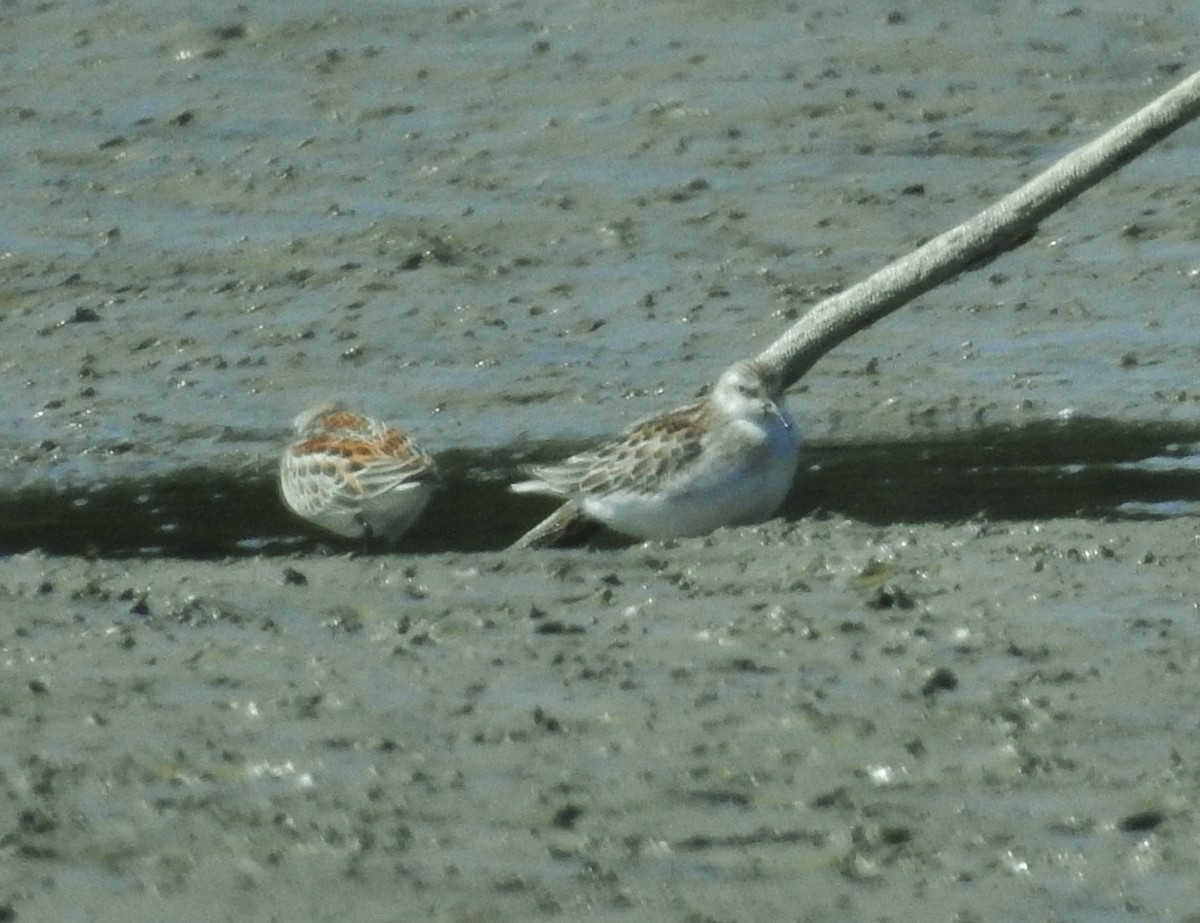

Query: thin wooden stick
513,68,1200,549
508,500,599,550
755,67,1200,390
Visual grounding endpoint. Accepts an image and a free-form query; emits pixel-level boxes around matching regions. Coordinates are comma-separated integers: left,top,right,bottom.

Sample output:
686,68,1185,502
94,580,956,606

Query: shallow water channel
3,419,1198,558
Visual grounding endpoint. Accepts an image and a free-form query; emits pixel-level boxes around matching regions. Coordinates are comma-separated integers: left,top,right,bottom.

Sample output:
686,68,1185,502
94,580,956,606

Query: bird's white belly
585,427,799,540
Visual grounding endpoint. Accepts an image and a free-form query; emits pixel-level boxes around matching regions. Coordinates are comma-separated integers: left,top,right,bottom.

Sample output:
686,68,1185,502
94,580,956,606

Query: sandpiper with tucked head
280,401,438,543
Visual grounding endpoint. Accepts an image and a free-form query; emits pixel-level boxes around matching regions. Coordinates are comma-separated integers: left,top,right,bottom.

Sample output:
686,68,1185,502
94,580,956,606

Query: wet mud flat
1,0,1200,919
3,513,1200,921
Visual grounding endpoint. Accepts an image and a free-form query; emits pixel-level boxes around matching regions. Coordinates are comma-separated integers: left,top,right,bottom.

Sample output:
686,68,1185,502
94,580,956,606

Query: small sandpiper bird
511,360,799,540
280,401,438,543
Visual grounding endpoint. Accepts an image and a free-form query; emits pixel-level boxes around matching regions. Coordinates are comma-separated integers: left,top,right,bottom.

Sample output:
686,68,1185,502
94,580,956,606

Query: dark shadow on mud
2,418,1198,560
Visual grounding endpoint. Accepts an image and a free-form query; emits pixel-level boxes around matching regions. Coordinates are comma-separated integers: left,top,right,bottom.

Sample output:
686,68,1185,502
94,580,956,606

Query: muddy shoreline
2,0,1200,919
5,515,1200,920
